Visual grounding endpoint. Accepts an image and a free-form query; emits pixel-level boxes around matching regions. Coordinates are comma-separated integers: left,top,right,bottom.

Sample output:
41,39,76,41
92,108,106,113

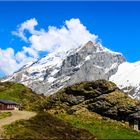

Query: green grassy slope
44,80,140,139
3,112,95,140
57,112,140,139
3,110,140,139
0,82,46,111
0,82,96,139
1,80,140,139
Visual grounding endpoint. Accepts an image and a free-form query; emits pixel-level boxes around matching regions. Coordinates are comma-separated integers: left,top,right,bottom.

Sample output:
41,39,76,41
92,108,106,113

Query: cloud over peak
0,18,98,75
12,18,39,42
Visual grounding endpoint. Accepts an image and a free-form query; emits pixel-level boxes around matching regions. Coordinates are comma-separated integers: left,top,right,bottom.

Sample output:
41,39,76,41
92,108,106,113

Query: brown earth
0,110,36,127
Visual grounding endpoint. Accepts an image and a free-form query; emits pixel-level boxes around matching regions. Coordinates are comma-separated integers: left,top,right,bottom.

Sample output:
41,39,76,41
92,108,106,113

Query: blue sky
0,1,140,77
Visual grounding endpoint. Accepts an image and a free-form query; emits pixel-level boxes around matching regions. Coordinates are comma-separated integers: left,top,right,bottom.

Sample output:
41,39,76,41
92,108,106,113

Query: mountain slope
2,41,125,96
2,40,140,100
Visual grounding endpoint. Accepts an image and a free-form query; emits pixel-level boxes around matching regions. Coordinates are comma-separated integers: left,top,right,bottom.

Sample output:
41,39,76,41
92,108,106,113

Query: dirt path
0,110,36,138
0,110,36,127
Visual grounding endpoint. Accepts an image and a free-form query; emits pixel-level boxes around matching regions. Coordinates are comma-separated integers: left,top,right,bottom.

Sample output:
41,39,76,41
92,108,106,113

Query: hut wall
134,120,139,131
0,104,17,110
0,104,7,110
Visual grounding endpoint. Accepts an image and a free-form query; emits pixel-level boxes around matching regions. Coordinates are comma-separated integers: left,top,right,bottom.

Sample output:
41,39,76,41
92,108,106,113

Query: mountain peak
85,41,95,47
1,41,140,100
77,41,104,55
1,41,125,96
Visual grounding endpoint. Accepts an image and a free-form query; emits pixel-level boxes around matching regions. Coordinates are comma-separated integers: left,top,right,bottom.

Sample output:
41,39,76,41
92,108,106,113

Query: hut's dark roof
0,99,18,105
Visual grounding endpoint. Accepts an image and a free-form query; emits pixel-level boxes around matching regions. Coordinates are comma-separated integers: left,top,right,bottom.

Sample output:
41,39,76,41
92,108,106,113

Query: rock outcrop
46,80,139,120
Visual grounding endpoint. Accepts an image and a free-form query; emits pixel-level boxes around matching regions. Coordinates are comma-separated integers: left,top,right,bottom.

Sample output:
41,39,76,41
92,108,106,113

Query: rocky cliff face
2,41,125,95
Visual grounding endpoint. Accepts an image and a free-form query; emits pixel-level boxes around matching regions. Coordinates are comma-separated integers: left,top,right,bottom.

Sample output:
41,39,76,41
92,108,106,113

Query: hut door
138,120,140,130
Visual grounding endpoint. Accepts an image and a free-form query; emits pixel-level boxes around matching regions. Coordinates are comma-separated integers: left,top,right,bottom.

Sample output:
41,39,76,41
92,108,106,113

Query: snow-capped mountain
110,62,140,100
1,41,125,96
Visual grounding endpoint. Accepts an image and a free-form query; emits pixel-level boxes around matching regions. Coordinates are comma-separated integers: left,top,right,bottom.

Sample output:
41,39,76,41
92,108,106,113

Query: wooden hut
0,99,20,110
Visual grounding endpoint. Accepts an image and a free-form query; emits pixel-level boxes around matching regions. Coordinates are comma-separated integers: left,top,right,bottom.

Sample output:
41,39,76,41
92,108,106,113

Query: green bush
0,112,12,119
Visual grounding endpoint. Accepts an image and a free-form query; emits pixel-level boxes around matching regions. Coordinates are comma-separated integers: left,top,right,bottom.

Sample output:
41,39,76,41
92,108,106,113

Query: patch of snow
51,69,59,76
85,55,91,61
60,76,70,83
110,61,140,88
103,47,122,55
105,63,118,73
47,77,56,83
1,76,12,82
20,58,38,70
22,81,29,86
21,74,28,82
110,63,118,69
38,77,44,81
94,65,103,69
75,62,84,68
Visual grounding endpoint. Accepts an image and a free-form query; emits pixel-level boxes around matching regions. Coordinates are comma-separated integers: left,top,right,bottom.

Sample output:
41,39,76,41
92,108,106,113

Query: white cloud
12,18,43,42
29,18,97,53
0,48,36,75
15,51,26,62
23,46,38,58
0,48,19,75
0,18,99,76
